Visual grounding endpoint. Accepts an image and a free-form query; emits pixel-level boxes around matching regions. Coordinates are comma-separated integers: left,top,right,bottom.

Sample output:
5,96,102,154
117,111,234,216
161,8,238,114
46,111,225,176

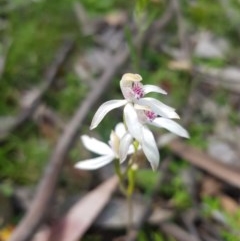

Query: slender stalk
127,192,133,232
114,137,139,232
114,158,127,195
126,163,137,232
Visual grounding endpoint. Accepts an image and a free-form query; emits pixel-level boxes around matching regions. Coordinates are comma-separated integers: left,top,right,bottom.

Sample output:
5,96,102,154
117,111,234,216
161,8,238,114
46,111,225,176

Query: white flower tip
74,162,86,170
74,162,98,170
182,131,190,139
174,125,190,139
74,162,80,168
121,73,142,82
150,162,159,171
89,122,97,130
90,117,98,130
173,126,190,139
81,135,87,142
172,113,180,119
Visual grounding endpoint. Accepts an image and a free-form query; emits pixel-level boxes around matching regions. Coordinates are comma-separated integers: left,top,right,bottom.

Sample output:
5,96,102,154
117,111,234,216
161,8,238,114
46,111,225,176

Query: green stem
127,192,133,232
126,164,136,231
114,158,127,195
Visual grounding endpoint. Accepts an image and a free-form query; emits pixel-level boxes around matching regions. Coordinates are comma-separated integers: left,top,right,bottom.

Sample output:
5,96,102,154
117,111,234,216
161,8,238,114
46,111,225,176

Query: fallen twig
153,0,175,31
193,66,240,94
48,175,118,241
159,222,199,241
169,139,240,189
0,38,74,141
172,0,190,59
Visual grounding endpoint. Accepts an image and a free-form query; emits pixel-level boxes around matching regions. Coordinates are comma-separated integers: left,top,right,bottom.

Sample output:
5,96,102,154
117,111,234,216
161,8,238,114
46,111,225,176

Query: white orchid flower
121,104,189,170
75,123,134,170
119,103,160,170
136,107,189,139
90,73,179,130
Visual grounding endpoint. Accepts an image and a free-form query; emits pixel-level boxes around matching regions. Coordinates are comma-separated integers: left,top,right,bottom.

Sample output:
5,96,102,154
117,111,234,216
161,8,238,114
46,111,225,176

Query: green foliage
161,160,192,209
221,232,240,241
81,0,127,13
202,196,240,240
82,234,101,241
137,229,177,241
214,90,230,106
146,67,190,109
229,110,240,126
187,122,212,149
0,133,50,184
6,0,78,87
136,160,192,209
202,195,221,217
135,0,149,14
46,73,87,116
152,232,166,241
220,209,240,240
136,169,159,193
193,57,227,68
186,0,229,34
0,181,14,197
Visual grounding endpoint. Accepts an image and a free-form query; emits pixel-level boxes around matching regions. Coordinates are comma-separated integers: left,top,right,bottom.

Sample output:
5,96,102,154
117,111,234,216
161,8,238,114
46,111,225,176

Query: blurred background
1,0,240,240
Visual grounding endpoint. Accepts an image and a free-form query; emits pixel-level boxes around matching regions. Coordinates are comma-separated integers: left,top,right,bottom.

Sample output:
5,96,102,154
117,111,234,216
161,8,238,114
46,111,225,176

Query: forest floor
1,0,240,240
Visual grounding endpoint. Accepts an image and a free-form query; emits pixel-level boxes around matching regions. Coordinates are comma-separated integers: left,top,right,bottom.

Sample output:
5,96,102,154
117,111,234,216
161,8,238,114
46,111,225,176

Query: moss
0,133,50,184
5,0,78,88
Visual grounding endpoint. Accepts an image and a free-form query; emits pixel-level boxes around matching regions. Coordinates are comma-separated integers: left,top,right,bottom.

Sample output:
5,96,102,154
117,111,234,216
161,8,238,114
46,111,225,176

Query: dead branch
192,66,240,94
0,38,74,141
8,45,129,241
169,139,240,189
153,0,175,31
159,222,200,241
172,0,190,59
48,175,118,241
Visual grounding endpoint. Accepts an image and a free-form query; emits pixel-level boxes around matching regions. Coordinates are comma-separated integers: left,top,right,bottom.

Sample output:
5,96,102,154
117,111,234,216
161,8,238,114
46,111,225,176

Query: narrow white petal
137,97,180,119
143,85,167,95
124,103,143,141
81,135,113,155
141,126,160,170
151,118,189,138
90,99,127,129
114,122,126,139
75,155,114,170
119,132,133,163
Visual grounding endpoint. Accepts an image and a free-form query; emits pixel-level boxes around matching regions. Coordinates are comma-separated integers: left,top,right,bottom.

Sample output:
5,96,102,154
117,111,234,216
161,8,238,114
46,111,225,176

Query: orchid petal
141,126,160,170
90,99,127,129
137,97,180,119
121,73,142,83
114,122,126,139
151,118,189,138
124,103,143,141
75,155,114,170
81,135,113,155
143,85,167,95
119,132,133,163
